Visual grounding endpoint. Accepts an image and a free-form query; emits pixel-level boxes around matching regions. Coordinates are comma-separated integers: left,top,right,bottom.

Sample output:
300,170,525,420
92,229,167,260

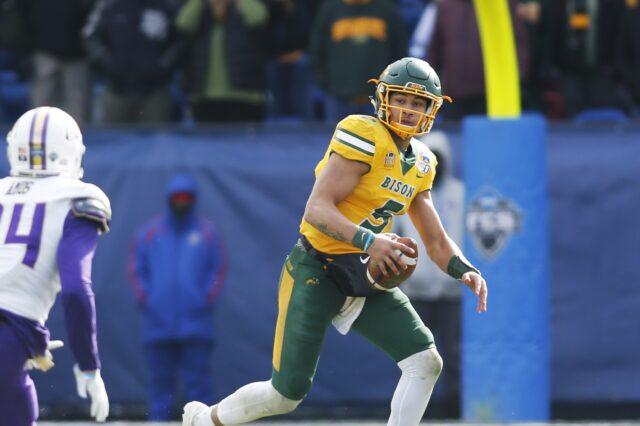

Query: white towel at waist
331,296,366,335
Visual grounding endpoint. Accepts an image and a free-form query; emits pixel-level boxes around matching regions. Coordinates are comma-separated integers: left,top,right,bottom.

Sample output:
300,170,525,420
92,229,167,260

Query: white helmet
6,106,85,179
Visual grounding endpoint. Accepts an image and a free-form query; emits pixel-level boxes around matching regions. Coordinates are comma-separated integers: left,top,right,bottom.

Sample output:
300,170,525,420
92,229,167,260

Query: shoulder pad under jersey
337,115,381,139
71,197,112,233
331,115,383,162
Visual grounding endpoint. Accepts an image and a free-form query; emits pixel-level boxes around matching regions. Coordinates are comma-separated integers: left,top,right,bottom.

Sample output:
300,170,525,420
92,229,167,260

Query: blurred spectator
266,0,321,121
0,0,25,52
128,173,227,421
516,0,549,112
613,0,640,118
427,0,529,120
176,0,270,124
0,0,30,123
392,131,464,418
397,0,431,35
0,51,30,124
545,0,624,118
309,0,408,121
18,0,94,126
409,0,437,59
83,0,185,124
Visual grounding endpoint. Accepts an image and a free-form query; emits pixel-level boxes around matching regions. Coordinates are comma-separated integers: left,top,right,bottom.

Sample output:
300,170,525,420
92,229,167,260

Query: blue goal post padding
461,115,549,421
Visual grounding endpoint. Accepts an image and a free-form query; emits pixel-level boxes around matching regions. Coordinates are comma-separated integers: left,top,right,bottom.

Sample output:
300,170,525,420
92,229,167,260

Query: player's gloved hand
73,364,110,422
24,340,64,372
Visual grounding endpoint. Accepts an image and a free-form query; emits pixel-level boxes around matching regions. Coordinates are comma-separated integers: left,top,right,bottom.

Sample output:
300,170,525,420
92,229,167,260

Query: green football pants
271,241,434,400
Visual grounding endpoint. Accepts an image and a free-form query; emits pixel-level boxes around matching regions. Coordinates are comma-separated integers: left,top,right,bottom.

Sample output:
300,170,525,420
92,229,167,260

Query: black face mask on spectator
169,191,195,217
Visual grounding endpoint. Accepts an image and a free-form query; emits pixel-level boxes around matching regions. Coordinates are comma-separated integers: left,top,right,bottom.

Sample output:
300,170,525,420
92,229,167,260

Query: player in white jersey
0,107,111,425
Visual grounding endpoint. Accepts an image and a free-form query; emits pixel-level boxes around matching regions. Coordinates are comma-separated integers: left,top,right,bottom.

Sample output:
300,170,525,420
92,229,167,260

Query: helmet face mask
6,107,85,179
370,57,451,139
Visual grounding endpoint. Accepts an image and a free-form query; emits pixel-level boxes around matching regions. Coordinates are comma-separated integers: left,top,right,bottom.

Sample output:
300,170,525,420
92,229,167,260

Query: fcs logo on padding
466,187,522,259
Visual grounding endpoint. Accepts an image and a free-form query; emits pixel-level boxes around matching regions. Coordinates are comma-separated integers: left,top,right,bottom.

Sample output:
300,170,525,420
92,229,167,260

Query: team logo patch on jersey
384,152,396,168
18,147,28,162
416,154,430,175
466,187,522,259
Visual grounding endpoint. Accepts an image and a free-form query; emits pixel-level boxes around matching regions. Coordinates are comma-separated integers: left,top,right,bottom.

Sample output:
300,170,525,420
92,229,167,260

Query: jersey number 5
0,203,46,268
360,199,405,233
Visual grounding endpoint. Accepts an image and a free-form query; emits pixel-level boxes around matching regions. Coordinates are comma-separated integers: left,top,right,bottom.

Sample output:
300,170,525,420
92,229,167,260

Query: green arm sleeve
176,0,205,33
236,0,269,28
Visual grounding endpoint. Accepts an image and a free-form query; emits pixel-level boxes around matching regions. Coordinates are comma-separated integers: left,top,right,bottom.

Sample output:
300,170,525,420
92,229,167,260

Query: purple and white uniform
0,175,111,426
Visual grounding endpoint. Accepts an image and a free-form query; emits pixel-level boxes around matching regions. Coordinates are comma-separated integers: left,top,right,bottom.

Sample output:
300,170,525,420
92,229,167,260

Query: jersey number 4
0,203,46,268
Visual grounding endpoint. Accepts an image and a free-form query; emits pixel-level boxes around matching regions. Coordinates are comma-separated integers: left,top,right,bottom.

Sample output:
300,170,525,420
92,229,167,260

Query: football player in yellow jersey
183,57,488,426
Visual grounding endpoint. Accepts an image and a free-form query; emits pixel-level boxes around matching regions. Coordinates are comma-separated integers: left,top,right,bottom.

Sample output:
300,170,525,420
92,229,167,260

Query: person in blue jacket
128,173,227,421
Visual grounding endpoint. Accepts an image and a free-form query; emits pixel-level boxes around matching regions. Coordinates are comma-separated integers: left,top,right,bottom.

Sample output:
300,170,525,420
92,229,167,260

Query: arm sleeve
236,0,269,28
176,0,205,33
57,213,101,371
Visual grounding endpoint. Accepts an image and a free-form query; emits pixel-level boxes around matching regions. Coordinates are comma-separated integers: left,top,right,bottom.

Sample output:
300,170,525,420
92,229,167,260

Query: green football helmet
370,57,451,138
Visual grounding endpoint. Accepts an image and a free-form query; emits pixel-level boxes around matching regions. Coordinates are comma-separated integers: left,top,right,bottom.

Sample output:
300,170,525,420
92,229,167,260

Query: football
367,236,419,291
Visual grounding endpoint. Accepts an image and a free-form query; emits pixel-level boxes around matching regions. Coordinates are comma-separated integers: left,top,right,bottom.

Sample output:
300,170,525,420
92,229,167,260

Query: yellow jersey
300,115,437,254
